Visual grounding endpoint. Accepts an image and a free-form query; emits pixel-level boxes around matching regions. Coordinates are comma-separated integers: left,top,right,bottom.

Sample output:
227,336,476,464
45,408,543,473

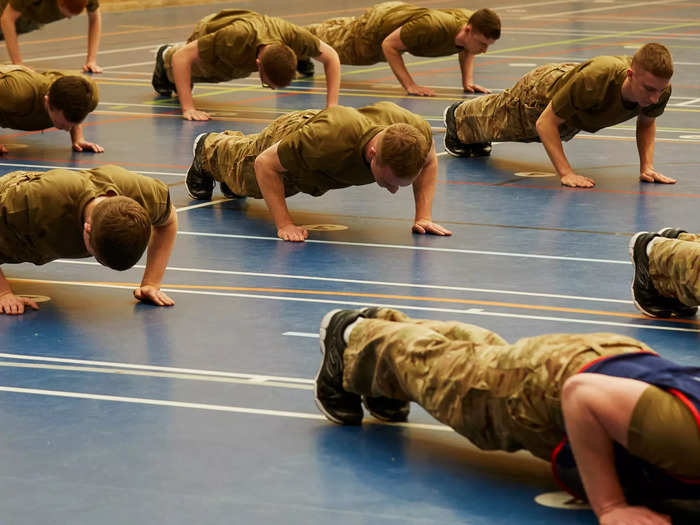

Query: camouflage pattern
305,13,381,65
454,64,581,144
649,233,700,306
343,308,650,460
200,110,320,198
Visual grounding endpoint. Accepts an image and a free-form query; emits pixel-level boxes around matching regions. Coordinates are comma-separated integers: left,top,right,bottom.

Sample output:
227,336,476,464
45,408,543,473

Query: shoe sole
442,106,461,158
184,133,213,200
628,232,659,318
314,309,346,425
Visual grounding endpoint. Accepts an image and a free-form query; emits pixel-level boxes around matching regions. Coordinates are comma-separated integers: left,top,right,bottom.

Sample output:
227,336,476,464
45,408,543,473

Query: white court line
284,332,319,338
0,386,451,431
0,362,314,390
23,44,157,63
0,352,313,383
8,279,697,333
101,61,154,70
176,231,631,264
676,98,700,107
54,259,632,304
0,162,181,177
176,199,230,212
522,0,681,19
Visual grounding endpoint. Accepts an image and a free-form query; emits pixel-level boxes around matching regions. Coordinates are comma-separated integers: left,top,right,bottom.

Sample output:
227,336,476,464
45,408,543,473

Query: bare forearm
86,10,101,63
322,58,340,107
383,45,416,91
1,14,21,64
0,267,13,297
537,120,573,178
172,50,196,110
140,211,177,288
255,164,293,230
69,125,84,145
459,51,474,86
413,154,438,222
637,118,656,171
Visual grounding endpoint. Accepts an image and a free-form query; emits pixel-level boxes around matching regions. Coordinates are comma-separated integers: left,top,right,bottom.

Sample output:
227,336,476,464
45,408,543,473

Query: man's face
44,98,77,131
464,27,496,55
626,67,670,107
371,157,414,194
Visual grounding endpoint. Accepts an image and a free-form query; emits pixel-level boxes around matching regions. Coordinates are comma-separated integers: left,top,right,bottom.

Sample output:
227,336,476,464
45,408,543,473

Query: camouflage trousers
649,233,700,306
343,308,650,461
163,14,236,84
305,2,407,65
200,110,319,198
454,64,581,144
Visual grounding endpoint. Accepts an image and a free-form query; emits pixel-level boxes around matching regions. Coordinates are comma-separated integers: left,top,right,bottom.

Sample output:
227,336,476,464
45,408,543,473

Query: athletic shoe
629,232,673,317
470,142,492,157
152,45,176,97
657,227,687,239
220,181,244,199
296,58,315,77
315,309,366,425
443,102,471,157
185,133,214,200
363,396,410,422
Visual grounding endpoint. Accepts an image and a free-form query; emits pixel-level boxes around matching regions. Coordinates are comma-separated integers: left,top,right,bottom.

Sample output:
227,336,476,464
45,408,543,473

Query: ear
83,221,92,233
256,57,261,69
626,68,634,80
44,94,49,108
367,144,376,160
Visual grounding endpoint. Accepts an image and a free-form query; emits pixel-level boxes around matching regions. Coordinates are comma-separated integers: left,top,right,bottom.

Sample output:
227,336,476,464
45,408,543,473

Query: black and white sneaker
443,102,470,157
315,309,366,425
657,227,687,239
152,45,176,97
296,58,315,77
220,181,244,199
185,133,214,200
363,396,410,422
629,232,672,318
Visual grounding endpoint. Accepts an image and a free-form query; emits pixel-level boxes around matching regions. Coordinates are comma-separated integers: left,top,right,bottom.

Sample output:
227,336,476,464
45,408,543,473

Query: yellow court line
9,278,699,325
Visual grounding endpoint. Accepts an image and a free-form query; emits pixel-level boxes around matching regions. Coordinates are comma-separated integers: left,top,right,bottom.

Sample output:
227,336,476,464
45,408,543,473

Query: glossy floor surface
1,1,700,523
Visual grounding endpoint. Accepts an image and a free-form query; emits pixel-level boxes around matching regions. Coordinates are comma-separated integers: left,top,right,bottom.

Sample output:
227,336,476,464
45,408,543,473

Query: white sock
647,236,663,257
343,318,365,344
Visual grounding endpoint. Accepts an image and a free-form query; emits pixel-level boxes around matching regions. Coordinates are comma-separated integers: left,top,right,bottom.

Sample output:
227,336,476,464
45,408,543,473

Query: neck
83,196,106,222
620,76,635,104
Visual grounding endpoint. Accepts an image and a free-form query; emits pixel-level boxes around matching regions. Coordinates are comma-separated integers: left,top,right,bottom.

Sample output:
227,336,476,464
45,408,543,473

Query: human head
370,124,429,193
256,44,297,89
45,75,98,130
85,196,152,270
463,9,501,54
57,0,87,17
626,43,673,107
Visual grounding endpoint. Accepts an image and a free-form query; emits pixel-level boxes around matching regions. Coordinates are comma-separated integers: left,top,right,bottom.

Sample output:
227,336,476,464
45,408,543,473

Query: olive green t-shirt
548,55,671,133
194,10,321,81
4,0,99,24
0,65,98,131
276,101,432,196
359,2,471,57
0,165,171,265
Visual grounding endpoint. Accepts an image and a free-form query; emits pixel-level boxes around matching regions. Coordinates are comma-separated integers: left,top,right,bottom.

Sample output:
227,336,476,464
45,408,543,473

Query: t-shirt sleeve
86,0,99,12
642,86,671,118
135,176,172,227
277,120,351,175
399,15,448,56
197,23,253,65
0,73,35,115
550,71,606,121
283,25,321,58
8,0,28,13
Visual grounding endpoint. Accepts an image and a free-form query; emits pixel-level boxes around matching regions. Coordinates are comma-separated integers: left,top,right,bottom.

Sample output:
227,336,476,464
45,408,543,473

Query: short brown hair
632,43,673,79
468,9,501,40
90,196,152,271
59,0,88,14
376,124,429,181
259,44,297,88
48,75,98,123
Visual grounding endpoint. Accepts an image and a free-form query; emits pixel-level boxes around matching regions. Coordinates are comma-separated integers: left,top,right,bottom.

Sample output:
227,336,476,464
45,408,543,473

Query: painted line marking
6,279,698,333
0,162,181,177
283,332,319,338
101,61,155,70
0,352,312,383
0,362,314,390
175,231,631,264
522,0,683,19
54,260,632,304
0,386,451,432
23,44,158,63
509,63,537,67
676,98,700,107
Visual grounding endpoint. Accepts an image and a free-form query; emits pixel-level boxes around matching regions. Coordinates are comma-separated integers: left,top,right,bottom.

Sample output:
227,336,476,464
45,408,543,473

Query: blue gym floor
1,1,700,523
